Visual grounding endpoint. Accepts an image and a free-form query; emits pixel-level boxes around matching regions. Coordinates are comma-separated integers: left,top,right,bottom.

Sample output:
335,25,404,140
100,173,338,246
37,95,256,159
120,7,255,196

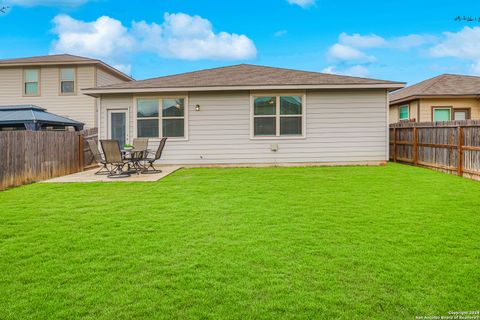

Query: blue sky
1,0,480,84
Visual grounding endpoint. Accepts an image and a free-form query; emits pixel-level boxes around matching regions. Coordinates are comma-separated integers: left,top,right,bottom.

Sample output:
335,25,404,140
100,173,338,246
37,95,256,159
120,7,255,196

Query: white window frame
23,68,40,96
133,95,189,141
59,67,77,96
399,104,409,120
250,91,306,140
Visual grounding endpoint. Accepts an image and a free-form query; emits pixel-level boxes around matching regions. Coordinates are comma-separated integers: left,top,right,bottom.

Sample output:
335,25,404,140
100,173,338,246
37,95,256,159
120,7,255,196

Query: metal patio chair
133,138,149,152
142,138,167,174
100,139,130,178
87,139,110,175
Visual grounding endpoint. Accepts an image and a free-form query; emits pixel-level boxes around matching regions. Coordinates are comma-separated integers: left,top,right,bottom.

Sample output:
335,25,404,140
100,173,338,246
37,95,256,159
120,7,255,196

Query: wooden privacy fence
0,130,85,191
390,120,480,179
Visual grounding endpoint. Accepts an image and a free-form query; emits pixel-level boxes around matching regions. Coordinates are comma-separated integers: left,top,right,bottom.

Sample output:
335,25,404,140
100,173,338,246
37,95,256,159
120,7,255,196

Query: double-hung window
137,97,186,138
399,105,409,120
24,69,40,96
60,67,76,94
252,95,303,137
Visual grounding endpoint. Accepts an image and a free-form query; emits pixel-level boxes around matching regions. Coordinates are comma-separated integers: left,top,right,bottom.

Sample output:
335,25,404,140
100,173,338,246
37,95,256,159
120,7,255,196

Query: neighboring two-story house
389,74,480,123
0,54,133,128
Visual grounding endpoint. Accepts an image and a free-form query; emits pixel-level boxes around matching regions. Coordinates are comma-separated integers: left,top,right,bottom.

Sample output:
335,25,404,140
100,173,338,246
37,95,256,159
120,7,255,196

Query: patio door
107,109,129,147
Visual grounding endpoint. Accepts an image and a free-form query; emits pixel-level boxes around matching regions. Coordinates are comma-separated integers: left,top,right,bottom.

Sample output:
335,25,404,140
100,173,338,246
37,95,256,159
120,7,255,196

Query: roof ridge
238,63,401,83
137,64,247,82
30,108,37,122
418,74,448,94
392,74,445,97
0,53,93,62
108,63,403,86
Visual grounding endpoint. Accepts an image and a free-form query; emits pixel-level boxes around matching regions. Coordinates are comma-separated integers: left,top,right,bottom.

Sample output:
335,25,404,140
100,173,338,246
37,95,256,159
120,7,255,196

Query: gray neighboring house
0,54,133,129
83,64,405,166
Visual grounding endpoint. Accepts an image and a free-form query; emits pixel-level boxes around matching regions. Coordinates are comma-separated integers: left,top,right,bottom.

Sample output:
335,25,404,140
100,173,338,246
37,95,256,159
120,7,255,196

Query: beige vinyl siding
409,100,419,121
99,94,134,140
389,105,398,123
389,100,419,123
96,67,129,87
0,65,96,128
99,89,388,165
418,98,480,121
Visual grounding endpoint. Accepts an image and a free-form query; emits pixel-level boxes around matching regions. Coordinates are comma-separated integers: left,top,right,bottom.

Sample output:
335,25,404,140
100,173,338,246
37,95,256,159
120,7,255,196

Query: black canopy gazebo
0,105,84,131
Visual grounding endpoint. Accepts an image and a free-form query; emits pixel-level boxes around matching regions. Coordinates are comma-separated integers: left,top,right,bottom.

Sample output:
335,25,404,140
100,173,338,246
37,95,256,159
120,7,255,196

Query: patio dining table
121,148,148,174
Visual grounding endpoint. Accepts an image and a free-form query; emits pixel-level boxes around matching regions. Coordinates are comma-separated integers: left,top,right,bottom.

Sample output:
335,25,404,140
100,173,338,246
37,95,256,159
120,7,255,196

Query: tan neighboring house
0,54,133,129
389,74,480,123
83,64,404,166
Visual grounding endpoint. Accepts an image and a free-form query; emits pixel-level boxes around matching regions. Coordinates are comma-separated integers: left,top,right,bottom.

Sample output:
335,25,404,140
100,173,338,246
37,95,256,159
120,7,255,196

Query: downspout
386,89,390,161
97,96,101,139
416,99,420,122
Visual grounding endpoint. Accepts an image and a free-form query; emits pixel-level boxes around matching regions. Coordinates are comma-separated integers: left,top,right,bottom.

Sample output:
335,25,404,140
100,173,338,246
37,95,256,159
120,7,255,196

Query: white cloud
327,43,375,62
50,13,257,63
339,32,387,48
391,34,437,50
274,30,287,37
132,13,257,60
337,32,435,51
430,27,480,60
51,15,135,58
322,65,369,77
430,27,480,75
6,0,88,6
287,0,315,8
324,31,438,79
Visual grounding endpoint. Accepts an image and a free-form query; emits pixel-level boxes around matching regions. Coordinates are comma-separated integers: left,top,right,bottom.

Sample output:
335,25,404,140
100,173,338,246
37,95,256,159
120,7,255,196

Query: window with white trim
253,95,303,137
137,98,185,138
60,67,76,94
24,69,40,96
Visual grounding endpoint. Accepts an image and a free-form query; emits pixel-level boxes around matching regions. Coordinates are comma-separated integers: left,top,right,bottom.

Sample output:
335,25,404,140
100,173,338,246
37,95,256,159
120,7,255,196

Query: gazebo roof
0,105,84,131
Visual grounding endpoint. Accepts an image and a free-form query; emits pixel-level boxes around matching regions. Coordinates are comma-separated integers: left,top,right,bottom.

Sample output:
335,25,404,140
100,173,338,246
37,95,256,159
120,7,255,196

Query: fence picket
0,130,90,190
390,120,480,180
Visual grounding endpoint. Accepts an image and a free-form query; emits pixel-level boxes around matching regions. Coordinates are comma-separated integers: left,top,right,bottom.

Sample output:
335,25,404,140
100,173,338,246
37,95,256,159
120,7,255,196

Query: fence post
457,126,463,176
393,127,397,162
78,133,84,171
413,127,418,165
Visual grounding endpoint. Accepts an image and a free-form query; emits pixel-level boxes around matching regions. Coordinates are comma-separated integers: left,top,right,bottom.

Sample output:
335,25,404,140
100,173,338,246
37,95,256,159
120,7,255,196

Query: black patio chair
100,139,130,178
87,139,110,175
142,138,167,174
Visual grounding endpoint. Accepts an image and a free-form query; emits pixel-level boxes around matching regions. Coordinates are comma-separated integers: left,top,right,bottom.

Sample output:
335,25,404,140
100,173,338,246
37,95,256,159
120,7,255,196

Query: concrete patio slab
43,165,182,183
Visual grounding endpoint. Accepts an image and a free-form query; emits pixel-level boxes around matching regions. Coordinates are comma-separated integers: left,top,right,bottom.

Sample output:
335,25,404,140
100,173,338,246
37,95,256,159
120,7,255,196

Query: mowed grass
0,163,479,319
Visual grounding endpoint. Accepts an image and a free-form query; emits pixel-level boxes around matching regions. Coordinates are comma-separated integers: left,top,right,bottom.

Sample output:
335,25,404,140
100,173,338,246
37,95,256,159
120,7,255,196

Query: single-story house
83,64,404,166
389,74,480,123
0,104,84,131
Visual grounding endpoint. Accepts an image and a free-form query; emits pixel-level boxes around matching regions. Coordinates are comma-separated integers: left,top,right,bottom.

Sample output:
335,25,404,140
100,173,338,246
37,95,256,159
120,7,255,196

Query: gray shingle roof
0,54,94,65
85,64,404,91
0,54,133,81
0,105,84,130
390,74,480,104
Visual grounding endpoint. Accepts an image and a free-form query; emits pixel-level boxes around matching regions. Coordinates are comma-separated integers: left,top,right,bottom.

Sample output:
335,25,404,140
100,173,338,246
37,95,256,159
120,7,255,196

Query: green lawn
0,163,479,319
